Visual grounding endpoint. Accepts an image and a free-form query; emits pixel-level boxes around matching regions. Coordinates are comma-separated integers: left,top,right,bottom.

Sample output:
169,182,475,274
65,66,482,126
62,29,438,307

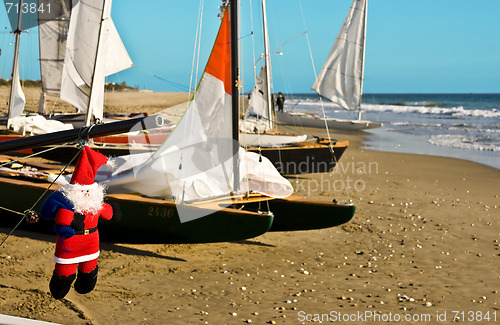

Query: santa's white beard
59,184,106,215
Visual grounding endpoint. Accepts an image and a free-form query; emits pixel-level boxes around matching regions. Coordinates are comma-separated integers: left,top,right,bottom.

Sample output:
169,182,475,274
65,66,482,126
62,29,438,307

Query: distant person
276,92,285,112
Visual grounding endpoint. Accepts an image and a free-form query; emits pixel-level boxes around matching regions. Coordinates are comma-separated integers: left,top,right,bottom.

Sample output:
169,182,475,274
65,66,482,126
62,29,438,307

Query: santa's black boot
49,271,76,299
74,266,98,295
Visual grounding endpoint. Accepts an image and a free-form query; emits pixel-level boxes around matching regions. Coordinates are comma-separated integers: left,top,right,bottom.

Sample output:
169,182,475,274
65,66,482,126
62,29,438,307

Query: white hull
276,111,381,131
240,132,307,146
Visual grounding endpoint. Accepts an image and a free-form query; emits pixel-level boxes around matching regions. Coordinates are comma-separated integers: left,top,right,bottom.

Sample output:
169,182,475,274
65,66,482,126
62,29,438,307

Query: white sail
311,0,367,110
100,9,292,223
245,66,269,120
8,64,26,122
60,0,133,122
38,0,71,95
7,1,25,126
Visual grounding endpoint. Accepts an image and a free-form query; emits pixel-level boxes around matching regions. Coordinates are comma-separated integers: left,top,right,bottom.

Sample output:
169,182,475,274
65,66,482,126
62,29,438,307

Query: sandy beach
0,90,499,324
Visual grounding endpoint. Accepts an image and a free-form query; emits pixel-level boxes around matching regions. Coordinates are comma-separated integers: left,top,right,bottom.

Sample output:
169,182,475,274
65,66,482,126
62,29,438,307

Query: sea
283,93,500,170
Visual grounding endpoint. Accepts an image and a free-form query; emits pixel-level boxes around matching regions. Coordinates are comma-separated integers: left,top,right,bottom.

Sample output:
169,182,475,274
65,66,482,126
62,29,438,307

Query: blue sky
1,0,499,93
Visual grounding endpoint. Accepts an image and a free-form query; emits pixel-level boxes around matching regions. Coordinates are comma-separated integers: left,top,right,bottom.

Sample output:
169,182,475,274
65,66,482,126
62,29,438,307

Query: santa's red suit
40,146,118,299
53,200,113,267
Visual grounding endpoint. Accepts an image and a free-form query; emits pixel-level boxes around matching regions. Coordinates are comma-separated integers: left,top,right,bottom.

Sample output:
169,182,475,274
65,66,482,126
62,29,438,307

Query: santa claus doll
40,146,120,299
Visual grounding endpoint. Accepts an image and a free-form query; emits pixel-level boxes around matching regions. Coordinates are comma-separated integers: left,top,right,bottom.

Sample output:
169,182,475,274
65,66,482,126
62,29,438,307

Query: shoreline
361,127,500,171
0,92,499,324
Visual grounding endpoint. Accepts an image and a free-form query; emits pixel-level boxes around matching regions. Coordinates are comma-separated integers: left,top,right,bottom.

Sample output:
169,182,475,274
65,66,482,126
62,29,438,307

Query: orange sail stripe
205,8,232,95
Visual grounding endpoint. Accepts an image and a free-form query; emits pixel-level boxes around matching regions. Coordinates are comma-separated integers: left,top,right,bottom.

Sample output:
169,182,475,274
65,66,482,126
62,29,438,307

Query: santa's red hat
68,146,108,190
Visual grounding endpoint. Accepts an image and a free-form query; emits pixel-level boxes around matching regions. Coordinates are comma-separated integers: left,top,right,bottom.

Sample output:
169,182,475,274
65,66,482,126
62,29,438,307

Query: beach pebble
425,302,432,307
230,312,237,316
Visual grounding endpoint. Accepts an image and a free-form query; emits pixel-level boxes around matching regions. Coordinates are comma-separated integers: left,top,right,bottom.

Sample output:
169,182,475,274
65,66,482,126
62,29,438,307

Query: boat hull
243,196,355,231
276,111,382,130
0,177,274,244
240,132,308,146
247,140,348,174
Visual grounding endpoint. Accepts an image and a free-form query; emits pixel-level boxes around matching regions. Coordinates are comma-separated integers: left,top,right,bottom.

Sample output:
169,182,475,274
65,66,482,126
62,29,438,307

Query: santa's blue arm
40,191,75,238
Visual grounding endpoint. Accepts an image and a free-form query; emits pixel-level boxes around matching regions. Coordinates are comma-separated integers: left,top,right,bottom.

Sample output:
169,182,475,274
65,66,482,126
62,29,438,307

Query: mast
84,0,107,126
230,0,240,192
358,0,368,120
7,0,24,125
261,0,273,129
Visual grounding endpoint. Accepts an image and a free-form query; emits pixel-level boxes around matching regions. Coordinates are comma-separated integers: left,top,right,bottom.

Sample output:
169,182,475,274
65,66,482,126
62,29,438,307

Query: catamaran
276,0,381,130
0,0,355,244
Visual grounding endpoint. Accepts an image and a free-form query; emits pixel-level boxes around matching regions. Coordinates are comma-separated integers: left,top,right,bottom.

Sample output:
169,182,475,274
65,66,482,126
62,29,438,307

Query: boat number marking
147,206,175,218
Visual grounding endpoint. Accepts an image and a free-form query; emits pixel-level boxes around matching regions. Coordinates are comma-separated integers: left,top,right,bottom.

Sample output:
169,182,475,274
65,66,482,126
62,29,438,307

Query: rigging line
0,141,77,169
249,0,257,80
217,31,254,46
185,0,204,155
134,66,192,92
178,0,204,203
0,206,23,216
297,0,337,170
298,0,343,190
194,0,204,92
0,144,84,248
28,144,83,211
272,31,307,55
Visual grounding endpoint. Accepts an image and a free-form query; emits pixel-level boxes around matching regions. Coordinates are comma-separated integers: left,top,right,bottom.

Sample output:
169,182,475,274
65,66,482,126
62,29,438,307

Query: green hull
0,177,273,244
246,197,355,231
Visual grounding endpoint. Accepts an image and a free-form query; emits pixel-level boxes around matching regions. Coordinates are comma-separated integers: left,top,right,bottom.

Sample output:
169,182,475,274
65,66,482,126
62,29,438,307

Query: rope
134,66,192,92
273,31,307,55
0,141,75,169
0,206,23,216
0,143,85,248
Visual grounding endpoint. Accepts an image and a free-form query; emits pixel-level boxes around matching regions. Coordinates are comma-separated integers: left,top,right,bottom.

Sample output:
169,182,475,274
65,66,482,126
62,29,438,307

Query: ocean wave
287,100,500,118
429,134,500,152
362,104,500,118
448,127,500,134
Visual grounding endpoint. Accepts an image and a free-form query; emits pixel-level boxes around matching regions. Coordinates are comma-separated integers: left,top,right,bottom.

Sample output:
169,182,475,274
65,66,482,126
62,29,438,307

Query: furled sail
99,8,293,223
60,0,133,122
8,62,26,122
246,66,269,120
241,66,272,133
6,0,25,126
311,0,367,110
38,0,72,95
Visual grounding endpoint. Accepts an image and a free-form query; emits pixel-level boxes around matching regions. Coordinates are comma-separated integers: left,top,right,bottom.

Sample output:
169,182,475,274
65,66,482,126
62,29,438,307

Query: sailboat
49,0,349,175
0,0,355,243
1,0,134,136
276,0,381,130
241,0,350,174
1,0,158,159
1,0,74,133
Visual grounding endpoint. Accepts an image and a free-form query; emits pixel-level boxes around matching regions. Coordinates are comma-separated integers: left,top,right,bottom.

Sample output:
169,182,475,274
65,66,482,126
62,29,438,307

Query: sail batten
311,0,367,111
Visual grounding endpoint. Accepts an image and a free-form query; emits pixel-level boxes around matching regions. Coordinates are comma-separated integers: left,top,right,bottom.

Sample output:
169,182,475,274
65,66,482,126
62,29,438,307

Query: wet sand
0,90,499,324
